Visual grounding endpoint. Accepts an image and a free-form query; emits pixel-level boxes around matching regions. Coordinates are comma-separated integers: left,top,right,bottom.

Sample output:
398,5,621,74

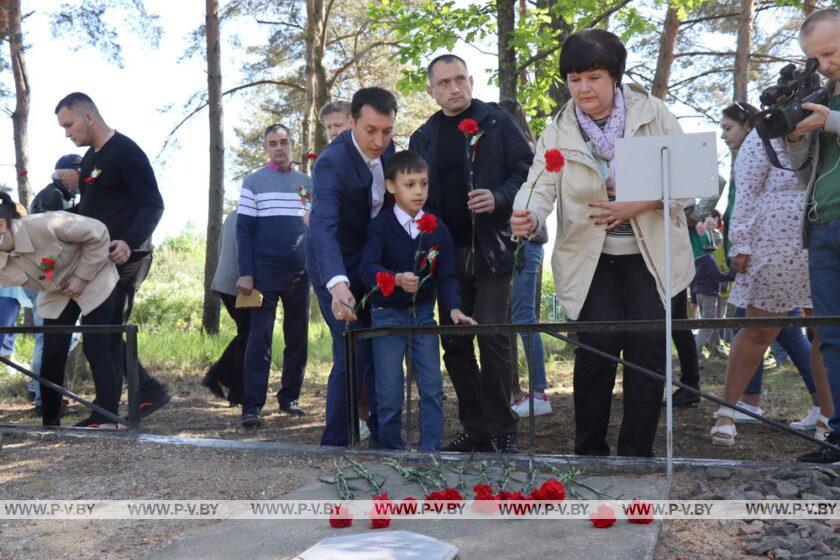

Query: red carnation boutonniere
83,167,102,184
39,256,57,281
306,152,318,161
298,185,312,211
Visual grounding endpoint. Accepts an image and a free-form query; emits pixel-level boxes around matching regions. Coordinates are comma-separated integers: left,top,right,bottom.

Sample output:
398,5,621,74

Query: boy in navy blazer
360,150,474,451
306,87,398,447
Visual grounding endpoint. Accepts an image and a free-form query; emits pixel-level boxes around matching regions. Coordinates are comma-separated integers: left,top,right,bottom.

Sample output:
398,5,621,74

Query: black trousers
439,248,517,438
113,256,164,398
204,293,249,405
573,254,665,457
41,290,120,424
672,289,699,389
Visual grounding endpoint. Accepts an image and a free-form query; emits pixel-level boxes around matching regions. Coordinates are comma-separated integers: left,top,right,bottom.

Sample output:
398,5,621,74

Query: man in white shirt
306,87,398,447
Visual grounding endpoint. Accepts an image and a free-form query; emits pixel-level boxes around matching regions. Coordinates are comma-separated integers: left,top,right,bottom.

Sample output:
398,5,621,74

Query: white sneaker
790,405,822,431
713,401,763,424
358,419,370,441
511,393,552,417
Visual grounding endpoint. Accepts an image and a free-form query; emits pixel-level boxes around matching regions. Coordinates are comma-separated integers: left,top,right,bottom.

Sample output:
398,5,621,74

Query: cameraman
786,8,840,464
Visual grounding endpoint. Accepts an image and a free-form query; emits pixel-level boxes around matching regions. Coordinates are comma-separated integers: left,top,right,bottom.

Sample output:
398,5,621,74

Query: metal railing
0,324,141,430
345,316,840,457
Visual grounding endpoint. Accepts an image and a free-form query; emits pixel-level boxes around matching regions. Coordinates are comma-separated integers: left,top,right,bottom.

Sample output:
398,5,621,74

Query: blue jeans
736,307,817,396
808,221,840,433
371,302,443,451
0,296,20,356
509,242,547,391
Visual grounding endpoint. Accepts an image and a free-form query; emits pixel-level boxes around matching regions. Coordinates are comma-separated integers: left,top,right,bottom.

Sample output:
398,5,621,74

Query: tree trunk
301,0,327,172
733,0,754,102
535,0,571,113
202,0,223,334
803,1,816,16
651,5,681,100
497,0,517,102
8,0,31,207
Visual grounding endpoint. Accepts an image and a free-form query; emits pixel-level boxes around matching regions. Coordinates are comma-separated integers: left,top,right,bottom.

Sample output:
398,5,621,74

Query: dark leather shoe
241,410,261,428
661,388,701,408
278,400,306,416
441,432,487,452
489,432,518,454
138,387,171,419
201,374,226,399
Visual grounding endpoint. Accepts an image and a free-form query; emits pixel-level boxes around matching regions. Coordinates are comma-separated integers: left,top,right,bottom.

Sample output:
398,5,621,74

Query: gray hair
800,8,840,37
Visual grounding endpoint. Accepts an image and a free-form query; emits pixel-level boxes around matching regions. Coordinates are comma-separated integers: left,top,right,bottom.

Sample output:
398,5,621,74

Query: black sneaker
241,410,262,428
441,432,487,452
278,399,306,416
661,387,701,408
489,432,518,454
797,431,840,464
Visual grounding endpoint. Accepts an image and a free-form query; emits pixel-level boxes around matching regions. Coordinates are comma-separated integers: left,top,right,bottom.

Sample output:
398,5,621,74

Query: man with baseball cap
30,154,82,214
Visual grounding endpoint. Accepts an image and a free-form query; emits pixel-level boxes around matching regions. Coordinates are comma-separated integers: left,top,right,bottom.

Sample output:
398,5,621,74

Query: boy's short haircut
384,150,429,182
319,100,351,122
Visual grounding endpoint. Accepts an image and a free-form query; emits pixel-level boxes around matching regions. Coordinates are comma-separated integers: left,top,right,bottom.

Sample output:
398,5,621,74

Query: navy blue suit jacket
306,129,396,295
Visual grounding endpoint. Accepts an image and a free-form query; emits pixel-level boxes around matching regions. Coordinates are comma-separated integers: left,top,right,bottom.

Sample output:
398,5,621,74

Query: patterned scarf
575,87,626,193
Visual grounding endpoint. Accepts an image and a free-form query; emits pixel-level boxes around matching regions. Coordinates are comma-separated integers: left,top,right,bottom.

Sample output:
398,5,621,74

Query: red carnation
376,271,396,297
544,149,565,173
529,479,566,501
306,152,318,160
627,499,654,525
590,504,616,529
425,488,463,502
369,493,392,529
473,484,495,501
458,118,480,135
416,213,438,234
329,505,353,528
42,258,56,267
496,490,527,501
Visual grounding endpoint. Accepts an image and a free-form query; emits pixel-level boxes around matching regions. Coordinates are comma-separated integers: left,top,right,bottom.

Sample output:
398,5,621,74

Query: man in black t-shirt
55,92,169,424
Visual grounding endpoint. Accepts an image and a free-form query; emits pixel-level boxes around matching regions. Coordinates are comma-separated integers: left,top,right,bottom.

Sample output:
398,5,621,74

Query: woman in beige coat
510,29,694,457
0,192,119,427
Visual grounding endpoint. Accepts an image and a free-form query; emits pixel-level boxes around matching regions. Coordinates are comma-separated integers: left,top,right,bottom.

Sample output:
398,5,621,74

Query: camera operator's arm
786,102,840,186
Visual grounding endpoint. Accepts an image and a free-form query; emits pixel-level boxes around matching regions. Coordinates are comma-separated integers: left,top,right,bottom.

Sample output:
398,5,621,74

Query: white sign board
614,132,719,202
296,530,458,560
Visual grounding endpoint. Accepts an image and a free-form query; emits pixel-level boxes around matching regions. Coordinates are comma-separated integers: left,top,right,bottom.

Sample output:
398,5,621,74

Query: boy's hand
450,309,477,325
396,272,419,293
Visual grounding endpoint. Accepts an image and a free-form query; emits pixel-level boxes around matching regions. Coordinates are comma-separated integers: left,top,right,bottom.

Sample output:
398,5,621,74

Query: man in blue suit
307,87,398,447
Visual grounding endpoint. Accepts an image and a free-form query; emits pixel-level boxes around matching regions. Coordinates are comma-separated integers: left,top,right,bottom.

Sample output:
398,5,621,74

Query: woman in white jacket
510,29,693,457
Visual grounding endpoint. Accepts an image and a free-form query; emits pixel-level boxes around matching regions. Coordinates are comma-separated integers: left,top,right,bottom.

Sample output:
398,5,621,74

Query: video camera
754,58,829,140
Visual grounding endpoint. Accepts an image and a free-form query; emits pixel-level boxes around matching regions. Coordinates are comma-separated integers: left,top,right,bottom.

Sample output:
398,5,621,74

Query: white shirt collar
351,131,376,165
393,205,425,238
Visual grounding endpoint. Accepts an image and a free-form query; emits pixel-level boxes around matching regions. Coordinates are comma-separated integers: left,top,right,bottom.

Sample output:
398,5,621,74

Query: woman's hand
510,209,538,238
731,253,751,274
61,275,88,298
588,200,659,230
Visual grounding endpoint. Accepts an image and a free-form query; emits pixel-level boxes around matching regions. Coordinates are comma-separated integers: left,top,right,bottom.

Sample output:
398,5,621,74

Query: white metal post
661,147,674,482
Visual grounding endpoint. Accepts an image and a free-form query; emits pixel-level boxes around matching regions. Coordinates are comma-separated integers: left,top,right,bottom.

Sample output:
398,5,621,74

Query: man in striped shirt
236,124,312,427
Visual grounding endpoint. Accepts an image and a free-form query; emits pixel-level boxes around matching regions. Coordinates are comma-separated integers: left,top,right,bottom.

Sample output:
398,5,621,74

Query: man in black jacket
55,92,169,425
30,154,82,214
409,54,533,453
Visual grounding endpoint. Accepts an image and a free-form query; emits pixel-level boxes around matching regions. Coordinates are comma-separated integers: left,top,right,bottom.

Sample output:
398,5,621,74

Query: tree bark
733,0,754,102
497,0,517,102
8,0,31,207
301,0,327,172
651,5,681,100
202,0,223,333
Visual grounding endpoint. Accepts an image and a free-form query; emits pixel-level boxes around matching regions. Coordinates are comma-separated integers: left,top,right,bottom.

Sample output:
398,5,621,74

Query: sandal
815,415,831,442
711,408,737,446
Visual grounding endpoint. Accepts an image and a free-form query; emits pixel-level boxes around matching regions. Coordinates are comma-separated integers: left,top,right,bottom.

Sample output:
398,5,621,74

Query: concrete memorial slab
147,462,670,560
296,530,457,560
